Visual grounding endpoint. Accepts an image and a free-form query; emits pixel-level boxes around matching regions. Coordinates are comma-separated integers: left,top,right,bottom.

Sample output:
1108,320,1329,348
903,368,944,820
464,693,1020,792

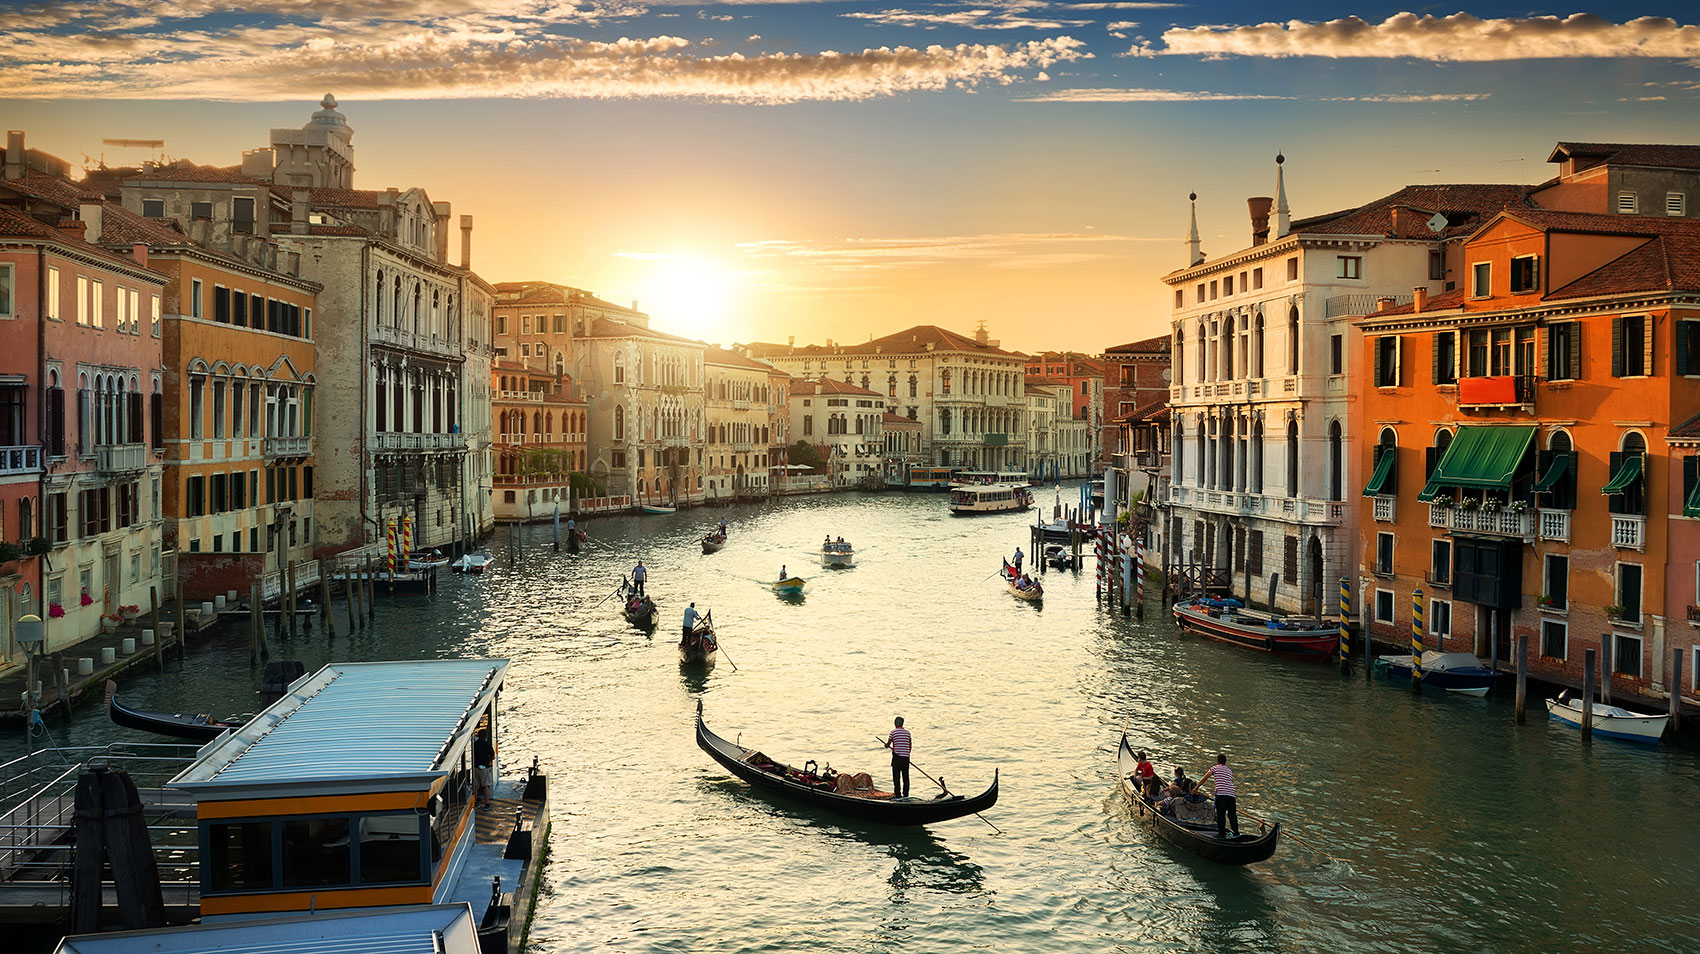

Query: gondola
1001,560,1042,603
702,531,726,554
622,594,658,628
1116,734,1278,865
680,616,718,665
696,701,999,826
104,680,243,742
566,529,583,553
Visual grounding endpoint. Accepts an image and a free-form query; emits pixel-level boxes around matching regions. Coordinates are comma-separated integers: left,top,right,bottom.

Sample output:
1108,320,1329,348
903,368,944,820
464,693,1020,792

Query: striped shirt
1206,764,1236,797
889,727,912,758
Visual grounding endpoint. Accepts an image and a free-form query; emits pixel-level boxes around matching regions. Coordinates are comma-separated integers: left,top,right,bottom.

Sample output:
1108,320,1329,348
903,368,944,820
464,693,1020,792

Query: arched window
614,405,624,441
1196,323,1207,381
1174,338,1185,386
1328,420,1343,500
1174,422,1185,484
941,370,951,395
1253,312,1265,377
1287,420,1300,497
908,375,917,398
1251,419,1264,493
1288,306,1300,373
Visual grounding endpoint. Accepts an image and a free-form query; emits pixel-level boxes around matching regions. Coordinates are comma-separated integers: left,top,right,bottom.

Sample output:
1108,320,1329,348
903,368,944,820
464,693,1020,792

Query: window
1541,619,1567,659
214,286,230,323
1429,598,1451,638
1547,322,1580,381
1613,633,1643,678
191,200,212,219
1374,589,1395,624
1329,334,1343,374
1195,284,1205,304
208,821,273,893
90,279,102,328
281,817,351,887
1336,256,1362,280
1253,267,1264,290
1375,532,1394,575
1470,262,1491,298
1430,539,1451,585
232,197,255,233
45,266,60,319
212,381,225,438
141,198,164,217
1613,315,1648,377
1676,320,1700,376
1374,336,1400,387
1510,255,1540,293
1544,553,1568,608
151,295,160,336
1209,281,1218,300
189,378,204,439
1286,258,1298,281
1283,534,1298,584
1173,289,1183,309
76,275,88,324
1428,250,1445,281
1616,563,1642,623
1429,331,1457,385
1223,275,1234,296
1617,191,1638,214
191,279,203,319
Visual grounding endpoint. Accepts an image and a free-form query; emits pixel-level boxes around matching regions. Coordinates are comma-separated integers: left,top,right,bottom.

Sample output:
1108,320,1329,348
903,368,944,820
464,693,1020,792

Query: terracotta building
1099,335,1171,474
1024,351,1105,450
491,361,587,522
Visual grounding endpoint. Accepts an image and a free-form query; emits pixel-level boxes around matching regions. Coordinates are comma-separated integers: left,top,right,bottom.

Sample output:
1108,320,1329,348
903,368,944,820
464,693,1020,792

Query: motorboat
822,539,854,567
1546,695,1669,743
452,552,494,574
1172,596,1338,661
1375,651,1498,696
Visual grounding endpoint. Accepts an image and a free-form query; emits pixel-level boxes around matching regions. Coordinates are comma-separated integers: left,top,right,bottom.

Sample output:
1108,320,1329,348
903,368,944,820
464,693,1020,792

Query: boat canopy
1421,651,1487,672
1416,425,1536,501
1362,448,1396,497
1600,453,1643,495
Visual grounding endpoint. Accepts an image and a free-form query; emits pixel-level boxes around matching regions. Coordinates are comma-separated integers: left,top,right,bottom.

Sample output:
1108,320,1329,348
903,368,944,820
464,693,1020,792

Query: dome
309,94,353,139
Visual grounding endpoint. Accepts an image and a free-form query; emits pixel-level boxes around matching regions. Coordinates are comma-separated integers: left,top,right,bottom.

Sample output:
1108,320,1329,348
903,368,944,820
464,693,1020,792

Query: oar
592,578,627,609
878,736,1001,835
704,613,739,671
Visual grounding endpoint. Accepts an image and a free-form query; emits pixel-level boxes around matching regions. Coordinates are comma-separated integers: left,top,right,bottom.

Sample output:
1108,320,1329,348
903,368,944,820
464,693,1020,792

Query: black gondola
622,594,658,628
696,701,999,826
566,529,583,553
104,680,243,742
680,615,718,664
1116,734,1278,865
701,531,726,554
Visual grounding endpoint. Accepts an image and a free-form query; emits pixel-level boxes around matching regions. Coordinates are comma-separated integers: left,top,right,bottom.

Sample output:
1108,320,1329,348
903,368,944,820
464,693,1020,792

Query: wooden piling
149,584,162,674
97,769,166,930
1514,632,1528,724
173,569,185,660
318,559,333,624
70,771,106,934
250,583,263,665
366,557,377,618
344,559,359,630
1582,649,1595,741
286,561,298,639
1600,632,1615,704
1670,648,1683,737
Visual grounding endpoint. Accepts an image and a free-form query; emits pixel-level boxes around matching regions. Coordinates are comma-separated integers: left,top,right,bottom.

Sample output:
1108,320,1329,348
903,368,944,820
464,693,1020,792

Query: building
1024,351,1105,454
788,379,885,487
881,411,923,481
1354,199,1700,706
1099,335,1171,476
491,361,587,522
1163,157,1534,615
748,324,1028,473
1052,383,1093,479
765,364,791,494
570,313,706,506
1024,380,1061,481
704,345,781,501
0,136,168,655
1671,414,1700,704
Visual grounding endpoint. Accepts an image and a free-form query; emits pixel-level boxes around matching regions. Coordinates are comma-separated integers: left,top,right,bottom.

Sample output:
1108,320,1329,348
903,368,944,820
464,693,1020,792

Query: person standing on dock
1205,753,1239,838
682,602,700,640
886,716,912,797
632,560,648,597
474,728,496,808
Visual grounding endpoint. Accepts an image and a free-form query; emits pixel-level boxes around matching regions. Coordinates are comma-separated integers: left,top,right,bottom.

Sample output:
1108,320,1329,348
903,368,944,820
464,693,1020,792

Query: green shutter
1684,455,1700,518
1533,450,1573,495
1433,333,1443,384
1363,447,1397,497
1679,321,1696,377
1568,323,1582,380
1374,339,1385,387
1612,316,1624,377
1601,453,1642,494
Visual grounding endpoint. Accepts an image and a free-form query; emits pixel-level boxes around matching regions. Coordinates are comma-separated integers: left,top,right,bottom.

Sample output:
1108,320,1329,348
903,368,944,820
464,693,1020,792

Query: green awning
1686,476,1700,518
1416,426,1536,501
1416,478,1444,502
1362,449,1396,497
1532,452,1572,493
1601,454,1643,495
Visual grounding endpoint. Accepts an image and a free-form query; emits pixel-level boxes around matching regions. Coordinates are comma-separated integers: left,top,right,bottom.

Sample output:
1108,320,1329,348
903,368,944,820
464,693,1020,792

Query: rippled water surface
17,486,1700,952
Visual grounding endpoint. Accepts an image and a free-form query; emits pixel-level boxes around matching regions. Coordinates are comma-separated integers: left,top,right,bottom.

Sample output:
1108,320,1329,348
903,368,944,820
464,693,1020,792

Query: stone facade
704,346,782,501
788,379,884,487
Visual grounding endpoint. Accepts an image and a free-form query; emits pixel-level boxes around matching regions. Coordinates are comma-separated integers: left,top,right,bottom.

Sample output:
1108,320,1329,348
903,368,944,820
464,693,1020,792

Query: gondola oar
878,736,1001,834
592,578,627,609
704,612,738,671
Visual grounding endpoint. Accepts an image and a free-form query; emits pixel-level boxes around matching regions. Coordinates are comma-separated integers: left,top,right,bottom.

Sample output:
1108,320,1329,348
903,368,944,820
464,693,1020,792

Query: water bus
948,484,1033,515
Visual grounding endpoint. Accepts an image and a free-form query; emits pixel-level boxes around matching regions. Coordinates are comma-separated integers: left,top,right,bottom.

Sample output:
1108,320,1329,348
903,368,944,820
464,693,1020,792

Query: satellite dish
1427,213,1448,233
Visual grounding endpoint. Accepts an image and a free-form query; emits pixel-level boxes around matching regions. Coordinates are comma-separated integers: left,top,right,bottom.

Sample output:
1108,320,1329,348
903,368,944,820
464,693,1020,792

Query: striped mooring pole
1338,577,1351,673
401,515,413,566
1411,588,1425,693
386,519,397,575
1133,540,1145,613
1095,527,1106,601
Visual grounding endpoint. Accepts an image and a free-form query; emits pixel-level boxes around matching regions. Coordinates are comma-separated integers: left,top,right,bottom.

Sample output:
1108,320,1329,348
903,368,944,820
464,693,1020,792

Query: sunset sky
4,3,1698,353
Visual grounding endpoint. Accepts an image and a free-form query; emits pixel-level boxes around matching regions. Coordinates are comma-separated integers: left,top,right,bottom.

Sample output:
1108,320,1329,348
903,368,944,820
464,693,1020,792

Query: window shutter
1612,317,1624,377
1680,323,1693,376
1684,454,1698,505
1568,324,1582,380
1425,445,1438,479
1394,337,1403,385
1540,327,1552,380
1374,340,1385,387
1644,318,1654,377
1432,333,1443,384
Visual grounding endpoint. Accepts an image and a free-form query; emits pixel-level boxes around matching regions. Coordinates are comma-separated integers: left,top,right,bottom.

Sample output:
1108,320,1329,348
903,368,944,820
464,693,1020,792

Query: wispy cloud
1139,13,1700,61
734,230,1149,274
843,3,1090,32
1018,87,1491,103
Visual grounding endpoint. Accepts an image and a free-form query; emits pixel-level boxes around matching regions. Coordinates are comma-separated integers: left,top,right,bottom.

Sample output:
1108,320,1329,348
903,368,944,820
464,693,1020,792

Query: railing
578,494,632,514
1612,514,1646,549
1537,508,1571,543
1326,293,1414,319
375,432,467,452
1373,495,1396,522
0,444,40,476
495,389,543,402
372,322,463,359
93,442,147,473
263,435,312,458
733,441,754,452
1433,505,1533,538
732,398,751,409
1428,503,1448,528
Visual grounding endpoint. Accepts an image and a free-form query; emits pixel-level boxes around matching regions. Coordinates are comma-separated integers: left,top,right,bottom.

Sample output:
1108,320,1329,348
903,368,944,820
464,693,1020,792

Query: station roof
170,659,507,799
54,903,480,954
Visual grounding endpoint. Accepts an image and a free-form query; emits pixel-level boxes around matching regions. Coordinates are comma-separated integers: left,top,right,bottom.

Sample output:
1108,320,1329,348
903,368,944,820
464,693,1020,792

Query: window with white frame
1668,192,1686,217
191,279,203,319
1337,255,1362,280
1429,598,1452,638
76,275,88,324
1471,262,1491,298
0,263,13,318
1541,619,1567,659
90,279,103,328
1374,588,1395,624
150,295,160,336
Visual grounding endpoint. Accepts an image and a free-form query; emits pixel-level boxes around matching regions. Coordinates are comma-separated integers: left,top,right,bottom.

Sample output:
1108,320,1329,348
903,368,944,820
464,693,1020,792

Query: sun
631,255,741,342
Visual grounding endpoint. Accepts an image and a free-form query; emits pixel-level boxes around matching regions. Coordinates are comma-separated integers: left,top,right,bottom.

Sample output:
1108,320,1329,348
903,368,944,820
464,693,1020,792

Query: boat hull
680,631,717,664
773,577,806,595
1117,735,1278,865
642,505,676,515
697,705,998,826
1172,600,1337,661
1545,698,1668,743
623,599,658,628
1377,658,1496,696
107,688,240,742
702,535,725,554
822,550,853,567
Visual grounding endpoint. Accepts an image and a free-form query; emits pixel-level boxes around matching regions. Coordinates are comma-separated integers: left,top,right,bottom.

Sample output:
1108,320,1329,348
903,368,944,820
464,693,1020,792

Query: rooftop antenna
95,137,166,170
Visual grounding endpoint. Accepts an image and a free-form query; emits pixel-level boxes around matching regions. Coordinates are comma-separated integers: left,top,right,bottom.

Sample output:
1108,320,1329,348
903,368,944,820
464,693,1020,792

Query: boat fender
1265,635,1275,653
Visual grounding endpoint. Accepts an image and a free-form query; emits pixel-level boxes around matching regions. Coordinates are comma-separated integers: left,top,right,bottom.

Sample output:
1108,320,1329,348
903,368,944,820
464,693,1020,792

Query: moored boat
622,594,658,628
1116,734,1278,865
642,503,677,515
1000,561,1042,603
452,552,494,574
408,548,450,571
105,680,244,742
772,576,806,595
1172,596,1337,661
1546,695,1669,743
1043,543,1073,570
948,483,1033,515
696,701,999,825
702,531,726,554
1375,651,1498,696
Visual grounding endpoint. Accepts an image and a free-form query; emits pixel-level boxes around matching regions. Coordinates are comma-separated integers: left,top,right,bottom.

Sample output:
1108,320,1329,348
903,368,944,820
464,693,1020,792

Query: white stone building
704,346,782,501
788,379,885,487
573,316,706,506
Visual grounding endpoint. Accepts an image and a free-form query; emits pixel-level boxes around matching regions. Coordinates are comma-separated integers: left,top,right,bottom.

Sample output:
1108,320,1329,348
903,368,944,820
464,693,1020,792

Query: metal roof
55,903,481,954
170,660,507,798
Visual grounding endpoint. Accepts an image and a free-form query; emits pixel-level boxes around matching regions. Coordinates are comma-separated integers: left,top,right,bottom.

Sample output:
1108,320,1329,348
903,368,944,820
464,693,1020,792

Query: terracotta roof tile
1104,335,1171,355
308,223,371,236
1549,142,1700,171
1670,413,1700,441
703,345,776,371
585,316,700,345
747,324,1019,359
0,170,101,206
790,378,883,398
1545,234,1700,300
126,164,267,185
1290,183,1534,238
882,411,921,425
0,206,65,239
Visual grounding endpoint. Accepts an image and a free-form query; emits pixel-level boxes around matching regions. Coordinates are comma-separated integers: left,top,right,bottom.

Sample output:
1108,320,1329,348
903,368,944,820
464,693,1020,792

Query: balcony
0,444,41,476
375,432,468,452
733,441,753,452
264,435,312,458
94,442,147,474
1429,503,1533,539
732,398,751,410
984,433,1008,446
1537,508,1570,543
1457,375,1535,411
1326,293,1412,319
1372,495,1396,523
371,322,463,360
1612,514,1646,550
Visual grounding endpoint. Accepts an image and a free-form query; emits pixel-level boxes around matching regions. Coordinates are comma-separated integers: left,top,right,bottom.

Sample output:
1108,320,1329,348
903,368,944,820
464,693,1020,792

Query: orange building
1354,207,1700,707
491,361,587,521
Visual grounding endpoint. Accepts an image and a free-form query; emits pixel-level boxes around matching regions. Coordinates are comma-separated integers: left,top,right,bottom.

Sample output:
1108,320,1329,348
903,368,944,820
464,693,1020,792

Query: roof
1289,183,1534,239
1549,142,1700,171
0,206,169,279
95,208,189,247
1671,413,1700,441
1104,335,1171,356
124,164,267,185
53,904,481,954
169,659,506,798
791,377,882,398
747,324,1019,359
586,316,700,345
703,344,775,371
0,169,102,206
882,411,921,426
271,185,384,208
1117,397,1169,424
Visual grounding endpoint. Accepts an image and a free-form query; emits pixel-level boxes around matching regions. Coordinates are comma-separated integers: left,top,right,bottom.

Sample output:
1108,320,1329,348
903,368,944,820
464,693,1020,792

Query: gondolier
632,560,648,596
1012,546,1024,573
682,602,700,638
1205,753,1239,839
886,716,912,797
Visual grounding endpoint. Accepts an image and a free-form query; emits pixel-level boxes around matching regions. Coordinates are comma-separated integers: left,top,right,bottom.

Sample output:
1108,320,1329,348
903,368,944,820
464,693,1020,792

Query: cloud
1143,13,1700,61
1318,92,1491,102
746,33,760,41
733,230,1148,274
1016,87,1292,102
843,6,1091,31
0,25,1089,101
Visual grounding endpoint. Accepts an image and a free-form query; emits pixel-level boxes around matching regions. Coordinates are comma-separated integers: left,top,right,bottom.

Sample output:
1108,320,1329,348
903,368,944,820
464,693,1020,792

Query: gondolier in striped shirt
1205,753,1239,838
885,717,912,797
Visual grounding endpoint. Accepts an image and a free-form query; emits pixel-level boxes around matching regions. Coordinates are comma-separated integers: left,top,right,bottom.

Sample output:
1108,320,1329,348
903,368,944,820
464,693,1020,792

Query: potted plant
0,541,21,564
1457,498,1479,512
1481,498,1502,514
48,602,65,618
24,536,51,556
1537,594,1557,608
80,591,93,607
100,612,122,633
119,603,141,621
1605,604,1628,619
1508,500,1528,515
1432,496,1454,510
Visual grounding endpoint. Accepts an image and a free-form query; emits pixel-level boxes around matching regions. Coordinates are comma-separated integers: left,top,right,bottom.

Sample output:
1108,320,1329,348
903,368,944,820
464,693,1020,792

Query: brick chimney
1413,286,1428,313
131,243,148,266
291,188,310,235
1248,196,1273,246
4,130,23,180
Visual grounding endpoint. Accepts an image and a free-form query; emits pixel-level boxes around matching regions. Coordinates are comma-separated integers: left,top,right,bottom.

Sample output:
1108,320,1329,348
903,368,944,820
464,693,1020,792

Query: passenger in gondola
1132,750,1157,799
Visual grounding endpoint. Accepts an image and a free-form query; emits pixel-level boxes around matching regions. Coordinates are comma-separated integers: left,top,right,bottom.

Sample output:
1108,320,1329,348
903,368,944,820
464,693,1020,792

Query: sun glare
633,255,741,342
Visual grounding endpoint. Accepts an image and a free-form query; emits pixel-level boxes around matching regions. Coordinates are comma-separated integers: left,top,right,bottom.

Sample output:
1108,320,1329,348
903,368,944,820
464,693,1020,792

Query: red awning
1458,376,1518,405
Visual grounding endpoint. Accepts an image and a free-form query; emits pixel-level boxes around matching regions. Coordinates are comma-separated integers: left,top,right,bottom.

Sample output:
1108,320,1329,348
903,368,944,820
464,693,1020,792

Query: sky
3,3,1699,353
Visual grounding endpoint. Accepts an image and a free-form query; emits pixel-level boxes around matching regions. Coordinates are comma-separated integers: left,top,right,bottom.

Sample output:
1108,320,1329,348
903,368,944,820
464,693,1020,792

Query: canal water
13,486,1700,953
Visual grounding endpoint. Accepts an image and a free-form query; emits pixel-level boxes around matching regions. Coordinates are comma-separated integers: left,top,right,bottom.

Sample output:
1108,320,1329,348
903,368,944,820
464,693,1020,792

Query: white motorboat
822,540,854,567
452,552,494,574
1545,695,1668,744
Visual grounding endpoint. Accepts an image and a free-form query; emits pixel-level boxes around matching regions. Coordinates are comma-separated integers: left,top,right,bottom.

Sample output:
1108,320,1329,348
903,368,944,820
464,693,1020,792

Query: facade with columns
746,324,1028,473
1163,157,1535,615
571,316,706,506
788,379,885,487
704,345,782,501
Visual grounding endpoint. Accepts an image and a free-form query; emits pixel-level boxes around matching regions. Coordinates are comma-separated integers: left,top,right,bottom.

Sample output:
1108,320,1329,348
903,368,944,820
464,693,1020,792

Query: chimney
131,243,148,266
1413,286,1428,314
788,335,795,346
1274,153,1291,238
5,130,23,180
432,201,451,264
1186,192,1204,266
1247,196,1273,246
1375,296,1395,313
459,214,473,269
58,219,86,239
78,200,103,243
291,188,310,236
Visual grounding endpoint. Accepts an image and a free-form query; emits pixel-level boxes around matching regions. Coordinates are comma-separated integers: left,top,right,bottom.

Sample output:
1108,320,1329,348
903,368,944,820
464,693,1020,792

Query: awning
1601,454,1643,495
1362,449,1396,497
1532,452,1572,493
1686,475,1700,518
1415,425,1536,502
